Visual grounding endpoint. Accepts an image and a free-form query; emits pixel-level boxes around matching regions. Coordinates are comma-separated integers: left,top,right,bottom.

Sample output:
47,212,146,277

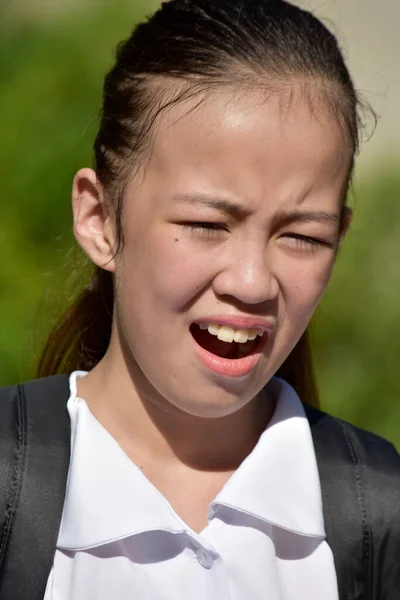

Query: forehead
137,84,352,206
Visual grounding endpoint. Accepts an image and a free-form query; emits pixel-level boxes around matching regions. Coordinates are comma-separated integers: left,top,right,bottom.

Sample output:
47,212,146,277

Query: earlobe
72,168,117,272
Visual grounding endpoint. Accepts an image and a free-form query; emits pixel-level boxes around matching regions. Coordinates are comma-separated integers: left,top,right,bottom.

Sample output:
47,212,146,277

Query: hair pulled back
38,0,363,406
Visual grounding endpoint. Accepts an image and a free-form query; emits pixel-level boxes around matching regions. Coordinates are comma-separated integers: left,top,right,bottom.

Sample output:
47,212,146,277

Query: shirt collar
58,372,325,551
210,377,325,538
58,372,187,551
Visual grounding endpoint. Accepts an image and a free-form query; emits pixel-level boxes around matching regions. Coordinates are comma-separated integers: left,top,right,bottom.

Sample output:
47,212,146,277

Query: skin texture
72,87,352,530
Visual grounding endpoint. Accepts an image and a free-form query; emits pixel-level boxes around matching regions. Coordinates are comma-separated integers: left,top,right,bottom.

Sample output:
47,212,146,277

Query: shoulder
304,404,400,478
305,406,400,590
305,405,400,563
0,374,71,403
0,374,71,442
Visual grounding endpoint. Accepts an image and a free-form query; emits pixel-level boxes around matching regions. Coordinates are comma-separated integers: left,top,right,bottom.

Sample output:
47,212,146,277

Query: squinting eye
282,233,330,249
182,222,227,238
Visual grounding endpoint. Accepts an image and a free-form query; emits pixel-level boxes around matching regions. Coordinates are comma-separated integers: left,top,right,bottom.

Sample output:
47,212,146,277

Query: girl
0,1,398,599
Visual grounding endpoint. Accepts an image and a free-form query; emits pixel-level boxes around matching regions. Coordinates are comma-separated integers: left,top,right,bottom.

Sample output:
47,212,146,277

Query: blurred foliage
0,1,149,382
0,1,399,448
312,171,400,444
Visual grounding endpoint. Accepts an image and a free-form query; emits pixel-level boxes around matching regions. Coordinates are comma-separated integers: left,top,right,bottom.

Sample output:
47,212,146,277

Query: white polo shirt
43,371,339,600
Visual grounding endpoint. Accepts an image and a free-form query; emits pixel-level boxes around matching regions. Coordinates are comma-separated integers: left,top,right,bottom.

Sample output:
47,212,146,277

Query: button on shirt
44,372,339,600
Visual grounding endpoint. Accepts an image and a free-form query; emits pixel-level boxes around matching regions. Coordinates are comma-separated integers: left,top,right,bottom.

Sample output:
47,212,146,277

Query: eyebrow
274,210,340,227
170,193,249,219
170,193,340,226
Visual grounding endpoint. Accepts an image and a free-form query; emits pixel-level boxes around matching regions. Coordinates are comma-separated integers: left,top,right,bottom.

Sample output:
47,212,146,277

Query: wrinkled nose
212,242,279,306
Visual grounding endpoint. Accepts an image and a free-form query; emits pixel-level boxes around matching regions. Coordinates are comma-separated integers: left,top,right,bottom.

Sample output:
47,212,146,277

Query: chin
166,378,261,419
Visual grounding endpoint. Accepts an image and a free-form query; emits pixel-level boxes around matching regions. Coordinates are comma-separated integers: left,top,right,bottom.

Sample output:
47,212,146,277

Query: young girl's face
94,87,351,417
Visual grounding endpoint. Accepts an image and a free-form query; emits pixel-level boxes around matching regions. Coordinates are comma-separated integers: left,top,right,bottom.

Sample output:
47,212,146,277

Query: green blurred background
1,1,399,447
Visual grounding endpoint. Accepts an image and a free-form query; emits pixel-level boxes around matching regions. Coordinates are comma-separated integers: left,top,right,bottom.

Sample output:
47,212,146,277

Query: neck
77,341,275,473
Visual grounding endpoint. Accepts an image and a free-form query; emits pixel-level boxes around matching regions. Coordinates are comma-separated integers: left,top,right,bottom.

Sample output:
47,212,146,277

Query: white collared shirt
43,372,339,600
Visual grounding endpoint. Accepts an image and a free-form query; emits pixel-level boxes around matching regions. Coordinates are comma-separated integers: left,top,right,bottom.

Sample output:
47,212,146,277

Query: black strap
305,405,372,600
0,375,71,600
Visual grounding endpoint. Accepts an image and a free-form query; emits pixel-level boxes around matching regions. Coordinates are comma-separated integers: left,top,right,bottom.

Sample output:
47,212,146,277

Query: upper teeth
197,323,264,344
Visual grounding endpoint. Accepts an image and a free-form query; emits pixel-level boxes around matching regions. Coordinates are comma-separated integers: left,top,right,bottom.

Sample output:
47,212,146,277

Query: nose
212,241,279,306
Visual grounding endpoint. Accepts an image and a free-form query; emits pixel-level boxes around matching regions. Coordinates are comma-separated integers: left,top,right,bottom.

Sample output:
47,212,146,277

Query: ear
72,168,117,272
338,206,353,245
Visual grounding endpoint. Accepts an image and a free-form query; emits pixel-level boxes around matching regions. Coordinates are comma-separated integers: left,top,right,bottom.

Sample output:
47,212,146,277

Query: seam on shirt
0,385,28,569
339,421,372,599
60,527,191,552
210,501,325,539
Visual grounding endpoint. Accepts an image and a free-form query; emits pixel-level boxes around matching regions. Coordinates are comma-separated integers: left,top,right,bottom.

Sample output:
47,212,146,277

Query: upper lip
192,315,275,332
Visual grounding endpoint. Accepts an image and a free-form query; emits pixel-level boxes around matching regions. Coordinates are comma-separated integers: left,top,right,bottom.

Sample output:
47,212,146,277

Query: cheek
279,254,335,316
117,229,217,313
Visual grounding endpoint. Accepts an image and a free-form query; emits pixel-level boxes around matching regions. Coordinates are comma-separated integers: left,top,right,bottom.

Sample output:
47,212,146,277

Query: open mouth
190,323,265,360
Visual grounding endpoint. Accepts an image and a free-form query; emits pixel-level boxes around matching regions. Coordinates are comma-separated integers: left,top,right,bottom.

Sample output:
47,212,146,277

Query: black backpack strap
305,406,369,599
0,375,71,600
350,422,400,599
305,405,400,600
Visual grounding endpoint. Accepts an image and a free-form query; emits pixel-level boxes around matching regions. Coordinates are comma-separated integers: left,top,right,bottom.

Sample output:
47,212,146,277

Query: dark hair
38,0,365,406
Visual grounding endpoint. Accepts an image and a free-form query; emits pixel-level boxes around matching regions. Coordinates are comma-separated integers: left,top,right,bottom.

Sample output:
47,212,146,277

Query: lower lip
191,333,269,378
